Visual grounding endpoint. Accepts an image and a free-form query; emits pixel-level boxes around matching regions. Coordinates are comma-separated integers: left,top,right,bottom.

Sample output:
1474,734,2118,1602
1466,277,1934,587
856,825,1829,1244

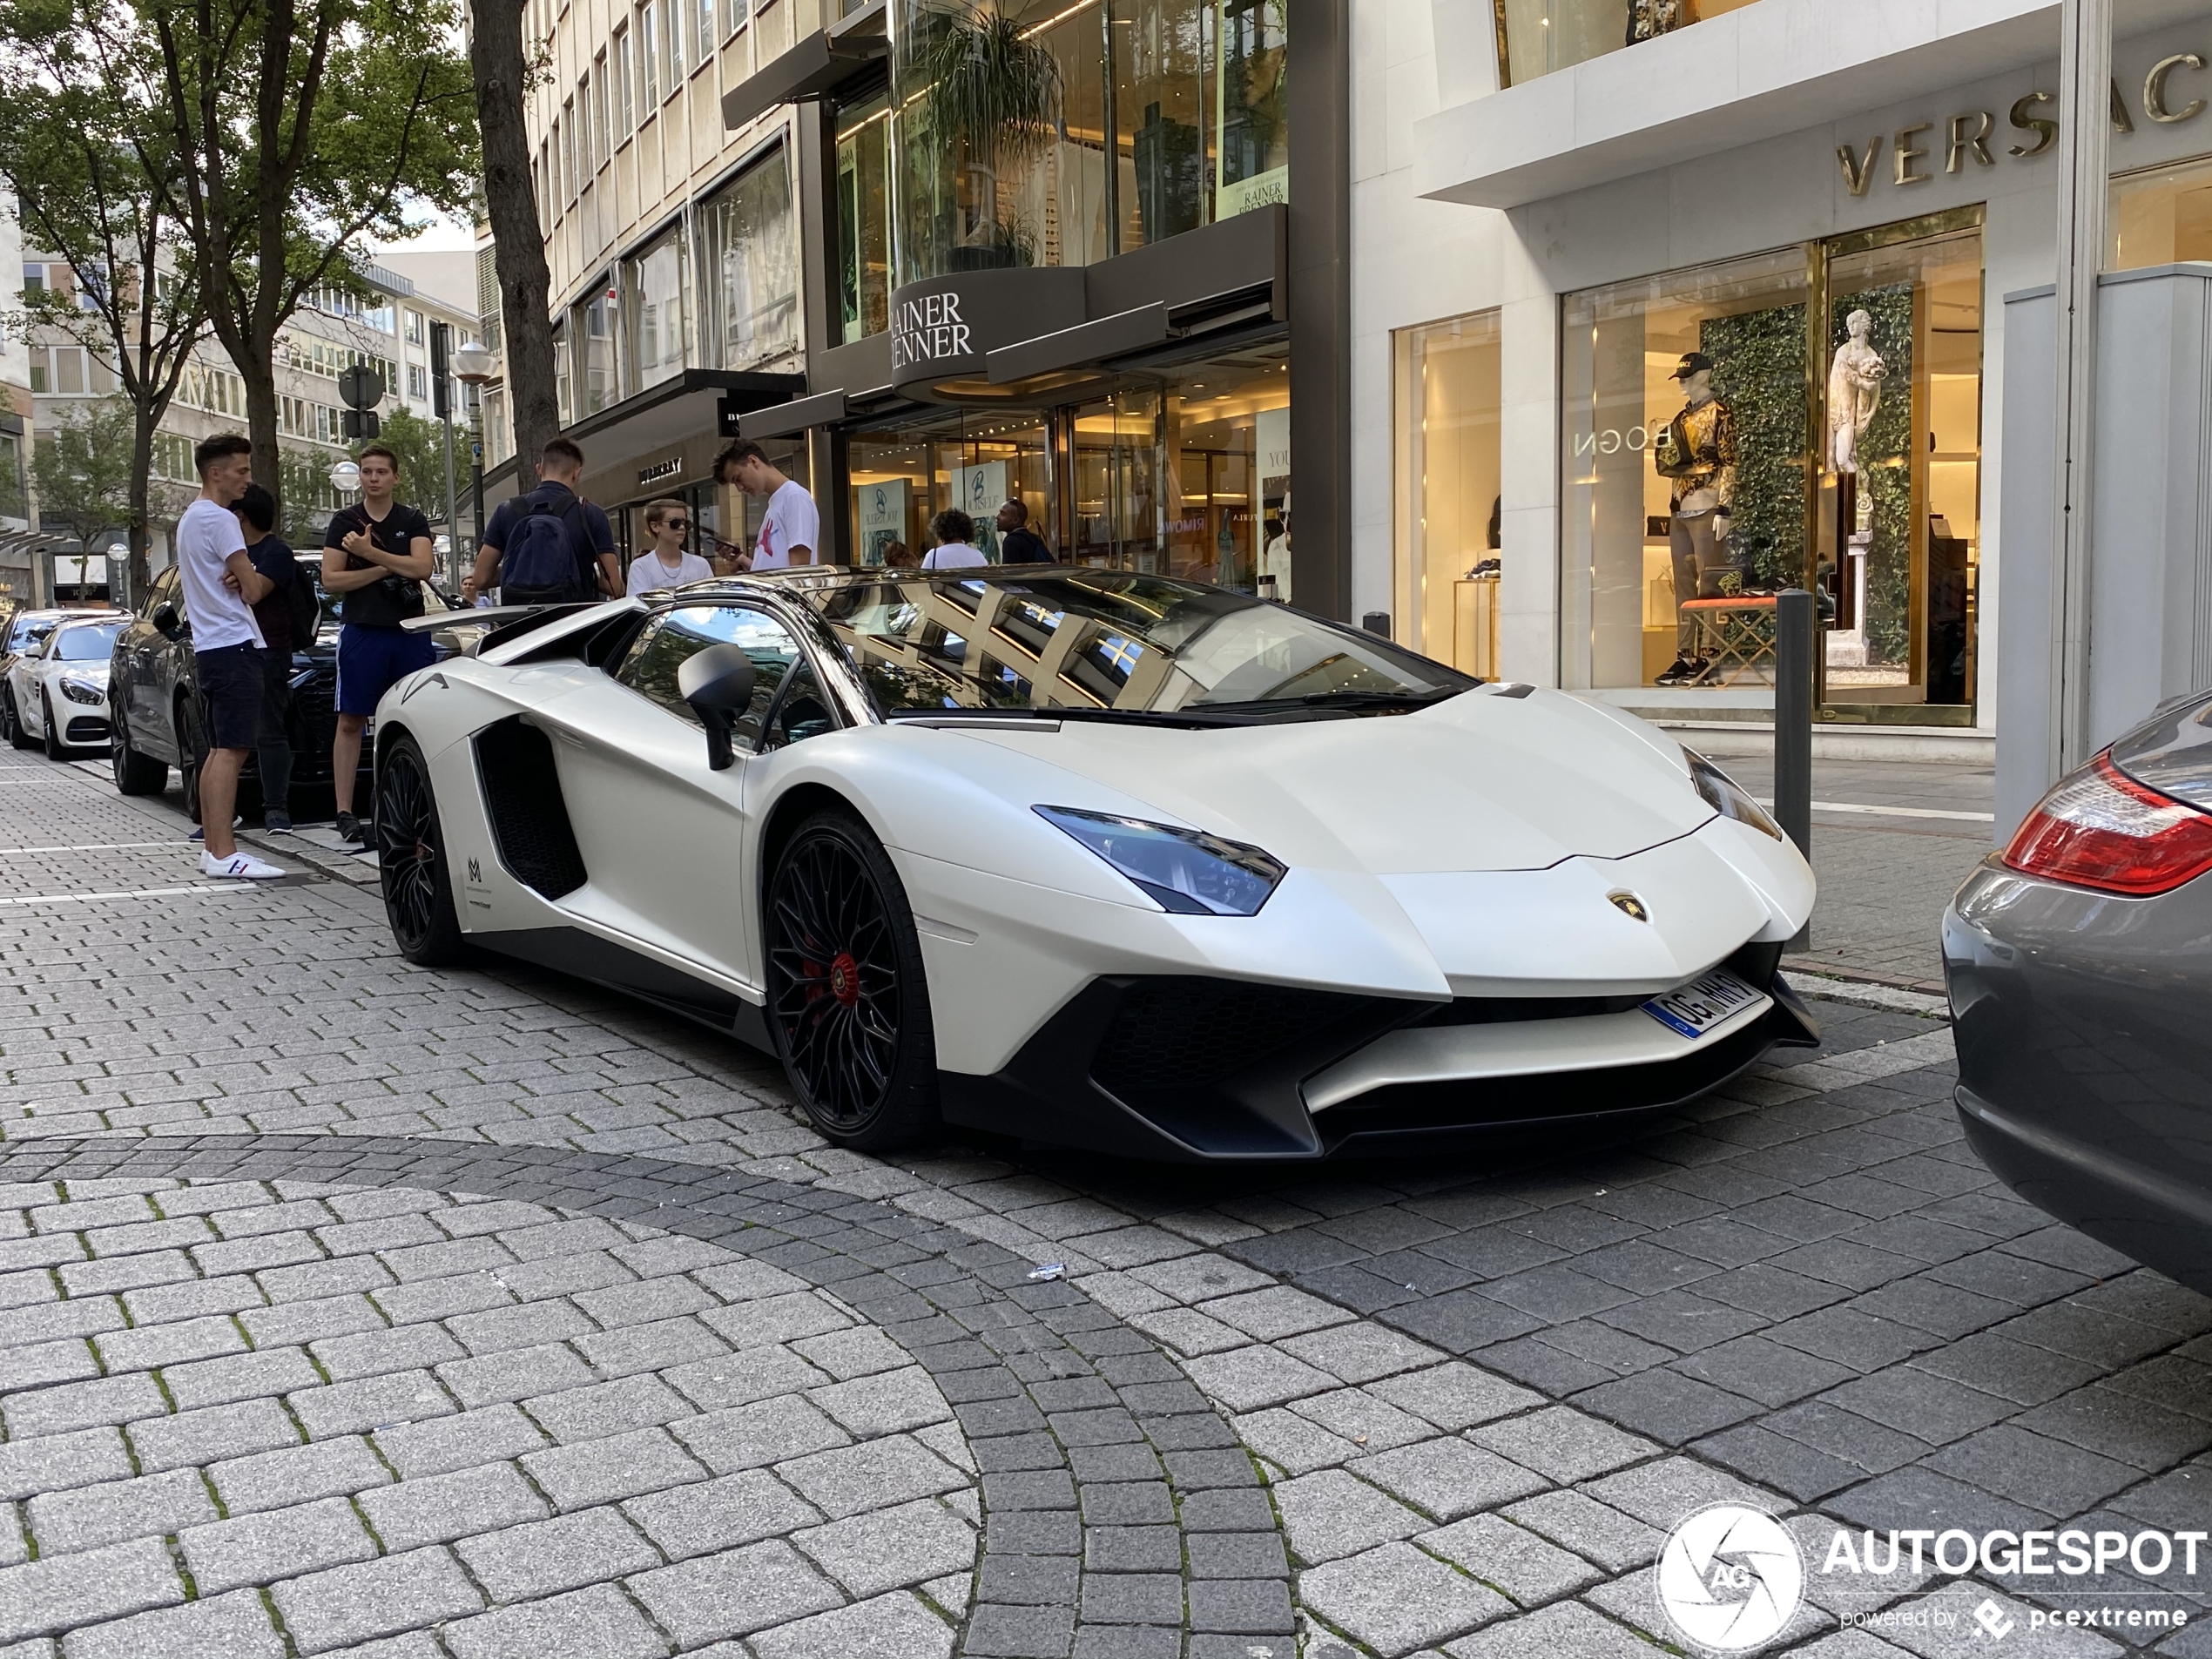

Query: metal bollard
1774,588,1815,952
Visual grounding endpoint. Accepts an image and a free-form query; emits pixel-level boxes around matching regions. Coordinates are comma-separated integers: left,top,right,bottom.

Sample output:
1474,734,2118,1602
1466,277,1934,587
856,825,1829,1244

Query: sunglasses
660,520,689,532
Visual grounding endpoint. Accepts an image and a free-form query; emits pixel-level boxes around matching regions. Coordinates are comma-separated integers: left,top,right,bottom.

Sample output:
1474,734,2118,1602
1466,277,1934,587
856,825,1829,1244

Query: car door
117,570,178,756
541,600,814,994
10,635,48,738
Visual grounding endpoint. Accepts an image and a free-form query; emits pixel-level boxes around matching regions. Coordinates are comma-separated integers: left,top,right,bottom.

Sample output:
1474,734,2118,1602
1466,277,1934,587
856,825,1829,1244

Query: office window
408,363,428,400
699,146,797,370
694,0,713,67
405,309,425,345
639,1,659,105
560,105,577,200
665,0,685,80
614,24,636,134
623,228,689,392
594,54,611,166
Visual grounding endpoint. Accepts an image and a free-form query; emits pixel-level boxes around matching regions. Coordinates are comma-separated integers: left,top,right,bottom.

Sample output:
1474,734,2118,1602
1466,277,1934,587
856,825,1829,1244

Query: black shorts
195,643,266,752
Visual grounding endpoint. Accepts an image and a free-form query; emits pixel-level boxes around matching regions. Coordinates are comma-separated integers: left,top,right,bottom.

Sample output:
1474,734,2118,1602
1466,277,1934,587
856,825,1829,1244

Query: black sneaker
1654,655,1701,686
334,811,366,845
1686,656,1723,685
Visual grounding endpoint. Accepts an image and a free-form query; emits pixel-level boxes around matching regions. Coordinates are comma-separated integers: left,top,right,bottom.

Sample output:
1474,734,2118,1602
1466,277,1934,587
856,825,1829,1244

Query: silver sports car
1945,689,2212,1293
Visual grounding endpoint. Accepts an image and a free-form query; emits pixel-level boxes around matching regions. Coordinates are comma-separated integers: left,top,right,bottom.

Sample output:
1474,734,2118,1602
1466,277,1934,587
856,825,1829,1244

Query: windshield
51,623,124,661
9,618,56,653
810,571,1475,725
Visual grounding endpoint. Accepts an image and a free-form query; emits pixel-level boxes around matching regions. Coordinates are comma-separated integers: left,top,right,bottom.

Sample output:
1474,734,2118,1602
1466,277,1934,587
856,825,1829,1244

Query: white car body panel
368,577,1817,1160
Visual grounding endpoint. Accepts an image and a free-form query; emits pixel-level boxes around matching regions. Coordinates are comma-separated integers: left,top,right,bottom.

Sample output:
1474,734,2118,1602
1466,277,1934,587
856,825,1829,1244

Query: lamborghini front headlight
1035,806,1286,915
1683,747,1784,840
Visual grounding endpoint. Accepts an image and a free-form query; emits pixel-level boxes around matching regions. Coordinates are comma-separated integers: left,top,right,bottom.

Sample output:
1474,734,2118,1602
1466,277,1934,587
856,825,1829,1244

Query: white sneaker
200,849,287,880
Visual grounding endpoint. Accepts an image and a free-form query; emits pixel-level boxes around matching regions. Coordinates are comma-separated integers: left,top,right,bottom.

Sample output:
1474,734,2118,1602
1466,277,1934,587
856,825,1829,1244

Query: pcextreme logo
1656,1505,1807,1653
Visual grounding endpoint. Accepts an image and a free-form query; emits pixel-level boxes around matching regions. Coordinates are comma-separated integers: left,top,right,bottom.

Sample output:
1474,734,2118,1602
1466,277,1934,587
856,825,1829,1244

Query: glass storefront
623,229,689,394
1560,213,1982,718
2111,152,2212,268
1495,0,1760,89
836,0,1285,316
840,346,1288,585
569,273,621,416
1394,309,1501,676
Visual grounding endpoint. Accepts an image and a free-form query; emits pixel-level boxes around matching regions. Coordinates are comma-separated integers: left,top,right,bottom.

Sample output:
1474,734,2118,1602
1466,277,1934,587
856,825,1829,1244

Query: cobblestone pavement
3,748,2210,1658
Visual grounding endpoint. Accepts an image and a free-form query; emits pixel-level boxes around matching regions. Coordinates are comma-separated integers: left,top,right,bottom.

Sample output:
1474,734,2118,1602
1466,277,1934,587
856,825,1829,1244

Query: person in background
996,499,1050,563
921,509,988,570
716,439,818,569
468,437,620,606
176,434,284,880
321,443,435,846
626,499,715,596
234,483,317,833
882,539,918,570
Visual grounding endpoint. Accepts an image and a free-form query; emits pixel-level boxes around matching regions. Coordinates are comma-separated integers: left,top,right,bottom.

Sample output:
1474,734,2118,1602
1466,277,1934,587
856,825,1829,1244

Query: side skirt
475,925,774,1056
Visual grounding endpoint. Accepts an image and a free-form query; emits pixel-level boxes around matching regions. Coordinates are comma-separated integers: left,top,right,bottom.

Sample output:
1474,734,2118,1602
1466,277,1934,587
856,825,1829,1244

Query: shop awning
721,2,887,131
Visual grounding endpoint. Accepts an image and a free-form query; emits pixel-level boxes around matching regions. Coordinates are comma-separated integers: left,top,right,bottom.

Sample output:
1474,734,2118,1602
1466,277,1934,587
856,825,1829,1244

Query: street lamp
451,343,498,597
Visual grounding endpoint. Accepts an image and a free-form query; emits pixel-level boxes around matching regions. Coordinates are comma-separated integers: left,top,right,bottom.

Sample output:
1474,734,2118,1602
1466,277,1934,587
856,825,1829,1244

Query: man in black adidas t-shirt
320,443,435,843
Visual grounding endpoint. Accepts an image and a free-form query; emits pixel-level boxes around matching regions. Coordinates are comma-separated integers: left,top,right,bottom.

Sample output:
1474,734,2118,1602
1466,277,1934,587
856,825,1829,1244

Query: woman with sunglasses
626,498,717,596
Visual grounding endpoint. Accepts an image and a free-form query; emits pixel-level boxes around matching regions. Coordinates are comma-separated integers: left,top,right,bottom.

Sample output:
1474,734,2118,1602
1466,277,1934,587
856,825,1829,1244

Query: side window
615,604,803,751
761,659,834,751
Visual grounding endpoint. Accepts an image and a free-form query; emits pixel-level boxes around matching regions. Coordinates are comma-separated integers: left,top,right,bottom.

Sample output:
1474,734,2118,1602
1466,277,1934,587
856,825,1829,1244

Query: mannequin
1827,308,1885,475
1627,0,1689,46
1652,350,1738,686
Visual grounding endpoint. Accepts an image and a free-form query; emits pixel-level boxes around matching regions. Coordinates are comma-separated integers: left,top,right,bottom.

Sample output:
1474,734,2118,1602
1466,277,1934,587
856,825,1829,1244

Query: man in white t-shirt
920,508,989,570
176,434,285,880
714,439,819,570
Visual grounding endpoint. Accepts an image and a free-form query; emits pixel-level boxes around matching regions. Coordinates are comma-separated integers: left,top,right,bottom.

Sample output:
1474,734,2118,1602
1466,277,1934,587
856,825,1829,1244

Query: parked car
0,607,126,746
7,615,132,759
367,569,1817,1159
108,557,455,818
1945,689,2212,1294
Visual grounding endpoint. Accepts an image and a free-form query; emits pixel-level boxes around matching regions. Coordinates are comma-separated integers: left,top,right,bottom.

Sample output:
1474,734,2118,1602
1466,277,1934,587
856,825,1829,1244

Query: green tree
30,394,135,547
0,0,211,595
144,0,480,508
274,446,340,544
361,406,449,522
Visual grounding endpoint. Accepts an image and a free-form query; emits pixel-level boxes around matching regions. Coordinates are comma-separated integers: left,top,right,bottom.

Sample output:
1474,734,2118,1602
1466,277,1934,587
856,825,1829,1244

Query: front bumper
939,947,1817,1162
1945,859,2212,1293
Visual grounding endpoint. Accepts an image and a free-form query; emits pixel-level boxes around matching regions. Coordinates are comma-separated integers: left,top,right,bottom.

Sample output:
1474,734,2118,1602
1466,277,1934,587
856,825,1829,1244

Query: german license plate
1641,969,1765,1040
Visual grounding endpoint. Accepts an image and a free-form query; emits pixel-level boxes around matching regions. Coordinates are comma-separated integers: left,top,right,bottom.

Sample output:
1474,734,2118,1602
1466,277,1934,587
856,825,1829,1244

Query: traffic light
342,409,381,440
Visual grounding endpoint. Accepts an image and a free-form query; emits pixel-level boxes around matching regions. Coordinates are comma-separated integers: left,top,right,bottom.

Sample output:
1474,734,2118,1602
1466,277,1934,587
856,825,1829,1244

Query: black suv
108,557,456,819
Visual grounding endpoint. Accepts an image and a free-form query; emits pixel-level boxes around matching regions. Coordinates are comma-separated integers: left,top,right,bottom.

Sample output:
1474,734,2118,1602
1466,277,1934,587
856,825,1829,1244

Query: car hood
935,686,1710,873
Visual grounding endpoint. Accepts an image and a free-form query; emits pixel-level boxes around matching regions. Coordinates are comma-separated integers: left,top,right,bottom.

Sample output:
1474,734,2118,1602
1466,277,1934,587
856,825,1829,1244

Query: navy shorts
195,644,266,752
336,624,437,717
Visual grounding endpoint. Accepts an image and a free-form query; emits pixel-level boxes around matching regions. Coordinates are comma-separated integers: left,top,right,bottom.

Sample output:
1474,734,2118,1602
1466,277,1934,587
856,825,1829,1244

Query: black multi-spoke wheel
376,734,467,966
3,688,31,750
765,810,941,1150
111,698,167,796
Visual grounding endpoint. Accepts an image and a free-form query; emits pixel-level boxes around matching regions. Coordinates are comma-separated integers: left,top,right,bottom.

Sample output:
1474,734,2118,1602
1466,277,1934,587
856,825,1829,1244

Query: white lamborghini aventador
372,567,1816,1160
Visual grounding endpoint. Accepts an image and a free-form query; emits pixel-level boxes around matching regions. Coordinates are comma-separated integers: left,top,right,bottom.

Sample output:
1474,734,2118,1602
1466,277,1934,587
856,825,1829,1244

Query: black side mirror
152,603,181,638
678,644,758,771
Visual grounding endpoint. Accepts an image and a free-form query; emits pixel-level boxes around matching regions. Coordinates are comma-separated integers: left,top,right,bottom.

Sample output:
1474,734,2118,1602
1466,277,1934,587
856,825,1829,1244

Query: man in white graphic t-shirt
714,439,819,570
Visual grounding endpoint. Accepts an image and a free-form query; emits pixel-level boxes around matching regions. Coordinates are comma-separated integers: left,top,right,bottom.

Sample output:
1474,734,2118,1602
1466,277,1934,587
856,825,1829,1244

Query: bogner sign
887,268,1085,397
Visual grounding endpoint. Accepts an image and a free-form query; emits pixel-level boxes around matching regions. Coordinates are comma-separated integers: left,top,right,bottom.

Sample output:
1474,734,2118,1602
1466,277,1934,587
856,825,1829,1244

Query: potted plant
912,2,1062,269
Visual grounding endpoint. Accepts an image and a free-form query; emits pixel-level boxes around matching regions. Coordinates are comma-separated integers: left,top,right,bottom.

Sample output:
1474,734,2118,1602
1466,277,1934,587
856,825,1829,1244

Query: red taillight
2003,754,2212,895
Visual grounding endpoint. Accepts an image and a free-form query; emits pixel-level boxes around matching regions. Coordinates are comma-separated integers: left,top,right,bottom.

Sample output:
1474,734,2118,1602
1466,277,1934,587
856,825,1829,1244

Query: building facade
21,257,482,588
1356,0,2212,742
496,0,1349,605
0,190,37,607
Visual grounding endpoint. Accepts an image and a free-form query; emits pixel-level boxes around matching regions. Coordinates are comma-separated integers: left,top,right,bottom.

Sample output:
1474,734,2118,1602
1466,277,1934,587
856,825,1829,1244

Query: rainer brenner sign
893,293,971,373
885,269,1085,397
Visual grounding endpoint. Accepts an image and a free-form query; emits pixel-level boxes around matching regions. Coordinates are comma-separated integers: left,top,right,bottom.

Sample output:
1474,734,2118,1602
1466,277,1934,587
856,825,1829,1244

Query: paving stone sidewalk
5,752,2212,1658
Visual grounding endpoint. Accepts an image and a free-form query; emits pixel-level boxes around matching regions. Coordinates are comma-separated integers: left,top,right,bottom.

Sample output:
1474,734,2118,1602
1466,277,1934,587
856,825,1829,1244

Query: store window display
1394,309,1501,676
2110,152,2212,267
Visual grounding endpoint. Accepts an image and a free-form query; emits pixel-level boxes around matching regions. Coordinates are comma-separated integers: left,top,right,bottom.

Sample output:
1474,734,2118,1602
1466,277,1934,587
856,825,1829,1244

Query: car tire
111,701,167,796
375,732,468,967
41,691,66,760
178,695,206,823
765,808,942,1151
4,688,32,751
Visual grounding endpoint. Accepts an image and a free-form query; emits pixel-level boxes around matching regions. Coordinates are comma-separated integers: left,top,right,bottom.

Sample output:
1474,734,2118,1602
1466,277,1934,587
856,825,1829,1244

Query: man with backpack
468,437,618,608
233,483,320,833
321,443,436,845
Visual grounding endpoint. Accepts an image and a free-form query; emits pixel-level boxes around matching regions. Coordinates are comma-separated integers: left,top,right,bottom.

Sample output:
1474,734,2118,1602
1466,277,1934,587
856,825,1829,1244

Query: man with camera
321,443,435,845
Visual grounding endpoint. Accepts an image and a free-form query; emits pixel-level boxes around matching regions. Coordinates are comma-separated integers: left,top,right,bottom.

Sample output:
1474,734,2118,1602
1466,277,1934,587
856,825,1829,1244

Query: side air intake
473,717,588,900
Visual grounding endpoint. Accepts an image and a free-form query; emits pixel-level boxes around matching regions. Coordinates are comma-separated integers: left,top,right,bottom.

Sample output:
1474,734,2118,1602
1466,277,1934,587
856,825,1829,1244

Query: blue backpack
499,489,593,601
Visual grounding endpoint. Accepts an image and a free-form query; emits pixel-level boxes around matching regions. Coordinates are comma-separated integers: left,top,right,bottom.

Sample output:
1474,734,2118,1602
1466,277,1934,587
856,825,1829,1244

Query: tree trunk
240,349,283,506
471,0,561,474
128,408,157,600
